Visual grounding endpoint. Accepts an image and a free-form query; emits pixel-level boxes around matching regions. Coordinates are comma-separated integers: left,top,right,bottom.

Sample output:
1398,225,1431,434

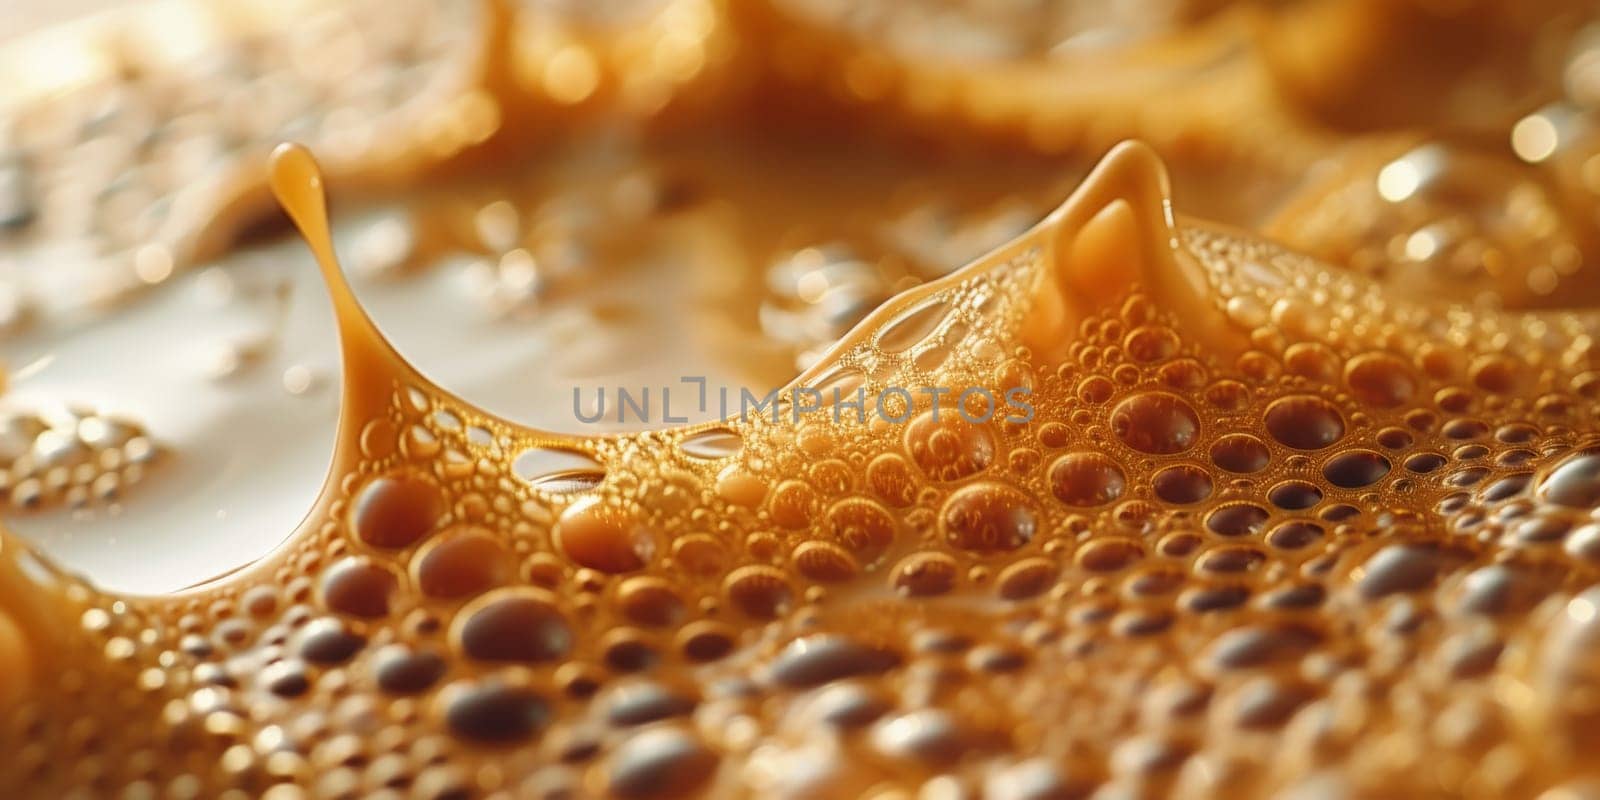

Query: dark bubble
1205,503,1270,537
1344,352,1416,408
1259,582,1326,610
351,471,444,548
604,634,661,673
1357,544,1462,599
603,681,700,726
444,680,551,744
1210,434,1271,474
1321,450,1391,488
319,557,400,619
1153,464,1213,504
1048,452,1127,507
940,483,1038,553
1479,473,1531,502
1265,521,1324,550
297,618,366,664
679,624,735,663
374,645,447,694
768,635,902,688
456,589,573,663
1264,395,1345,450
1111,392,1201,454
415,529,512,599
1267,481,1322,510
259,660,310,698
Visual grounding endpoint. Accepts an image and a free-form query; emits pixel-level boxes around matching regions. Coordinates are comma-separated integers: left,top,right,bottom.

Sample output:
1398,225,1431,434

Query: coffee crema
4,1,1600,799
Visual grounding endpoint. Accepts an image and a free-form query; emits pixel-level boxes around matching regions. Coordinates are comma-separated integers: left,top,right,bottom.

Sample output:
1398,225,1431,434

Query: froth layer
3,137,1600,798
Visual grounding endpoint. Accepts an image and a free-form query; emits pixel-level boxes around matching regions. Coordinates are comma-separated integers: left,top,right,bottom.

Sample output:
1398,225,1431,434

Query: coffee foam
3,137,1600,797
5,1,1600,796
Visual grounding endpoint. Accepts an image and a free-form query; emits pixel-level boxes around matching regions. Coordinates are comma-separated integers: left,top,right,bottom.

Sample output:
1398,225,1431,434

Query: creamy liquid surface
5,2,1600,799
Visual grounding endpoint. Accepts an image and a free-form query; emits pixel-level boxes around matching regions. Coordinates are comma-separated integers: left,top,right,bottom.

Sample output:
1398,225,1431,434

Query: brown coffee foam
4,1,1600,796
1,136,1599,796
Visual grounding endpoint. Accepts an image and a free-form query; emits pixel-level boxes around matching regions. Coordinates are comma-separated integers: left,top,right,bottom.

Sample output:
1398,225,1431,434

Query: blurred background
2,2,107,40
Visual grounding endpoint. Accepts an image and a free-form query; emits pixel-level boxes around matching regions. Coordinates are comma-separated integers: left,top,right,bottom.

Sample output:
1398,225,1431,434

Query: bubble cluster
0,406,158,510
5,134,1600,798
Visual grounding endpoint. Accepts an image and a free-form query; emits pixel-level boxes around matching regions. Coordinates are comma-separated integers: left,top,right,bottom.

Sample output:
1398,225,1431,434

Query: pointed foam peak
269,143,424,419
1021,140,1229,361
268,142,589,452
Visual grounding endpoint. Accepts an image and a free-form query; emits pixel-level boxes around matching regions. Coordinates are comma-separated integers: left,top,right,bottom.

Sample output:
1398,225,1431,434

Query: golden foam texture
4,1,1600,798
2,137,1600,798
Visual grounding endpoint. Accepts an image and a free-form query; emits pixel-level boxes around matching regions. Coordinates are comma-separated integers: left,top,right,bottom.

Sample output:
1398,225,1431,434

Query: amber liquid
4,2,1600,799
